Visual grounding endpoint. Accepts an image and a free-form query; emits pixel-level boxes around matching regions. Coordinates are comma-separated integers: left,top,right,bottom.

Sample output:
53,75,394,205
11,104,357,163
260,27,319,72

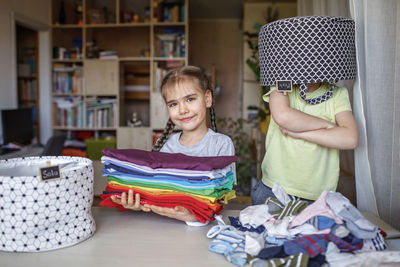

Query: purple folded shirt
102,148,237,171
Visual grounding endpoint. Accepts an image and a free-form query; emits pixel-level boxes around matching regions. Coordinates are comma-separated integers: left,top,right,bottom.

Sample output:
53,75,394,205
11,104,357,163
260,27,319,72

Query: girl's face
163,79,212,134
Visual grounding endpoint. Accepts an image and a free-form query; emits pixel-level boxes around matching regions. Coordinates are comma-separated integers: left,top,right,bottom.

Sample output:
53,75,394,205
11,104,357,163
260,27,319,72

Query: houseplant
217,117,255,196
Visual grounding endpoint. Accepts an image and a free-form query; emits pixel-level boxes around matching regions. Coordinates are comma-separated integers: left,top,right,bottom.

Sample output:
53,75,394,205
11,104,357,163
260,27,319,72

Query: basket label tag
40,165,61,182
276,80,293,92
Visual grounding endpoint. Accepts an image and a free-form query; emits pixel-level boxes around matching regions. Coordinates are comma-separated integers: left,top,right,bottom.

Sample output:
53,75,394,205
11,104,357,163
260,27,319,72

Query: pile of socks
99,148,237,223
207,183,400,267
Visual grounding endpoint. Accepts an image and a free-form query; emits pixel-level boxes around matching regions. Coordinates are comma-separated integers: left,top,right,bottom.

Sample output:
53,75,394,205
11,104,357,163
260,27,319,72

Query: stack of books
99,50,118,60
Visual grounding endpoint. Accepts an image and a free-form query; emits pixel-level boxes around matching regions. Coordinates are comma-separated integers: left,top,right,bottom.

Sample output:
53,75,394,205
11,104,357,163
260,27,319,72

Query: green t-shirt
261,83,352,200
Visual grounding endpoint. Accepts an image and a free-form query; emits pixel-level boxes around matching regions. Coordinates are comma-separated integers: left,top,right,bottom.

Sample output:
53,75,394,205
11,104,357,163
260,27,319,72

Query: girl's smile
180,115,195,122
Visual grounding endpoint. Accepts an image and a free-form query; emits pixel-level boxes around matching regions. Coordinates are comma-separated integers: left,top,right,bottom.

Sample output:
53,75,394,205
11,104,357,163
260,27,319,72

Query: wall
0,0,51,144
189,19,242,120
242,1,297,118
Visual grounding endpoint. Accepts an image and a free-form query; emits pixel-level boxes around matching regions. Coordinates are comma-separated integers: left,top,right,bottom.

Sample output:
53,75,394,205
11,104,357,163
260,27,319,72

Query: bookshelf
16,24,40,142
50,0,188,189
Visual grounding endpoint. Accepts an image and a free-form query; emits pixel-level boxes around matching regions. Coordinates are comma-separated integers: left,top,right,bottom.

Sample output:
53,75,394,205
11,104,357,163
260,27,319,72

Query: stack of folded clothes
99,148,237,223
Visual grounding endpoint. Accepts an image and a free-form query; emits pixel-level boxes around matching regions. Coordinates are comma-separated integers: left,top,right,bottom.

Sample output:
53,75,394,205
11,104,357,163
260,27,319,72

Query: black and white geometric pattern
299,83,334,105
259,16,356,104
0,156,95,252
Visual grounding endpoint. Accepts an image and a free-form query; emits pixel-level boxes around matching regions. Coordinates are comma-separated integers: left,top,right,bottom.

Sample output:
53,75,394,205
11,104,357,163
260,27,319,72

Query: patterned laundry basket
0,156,96,252
259,16,356,104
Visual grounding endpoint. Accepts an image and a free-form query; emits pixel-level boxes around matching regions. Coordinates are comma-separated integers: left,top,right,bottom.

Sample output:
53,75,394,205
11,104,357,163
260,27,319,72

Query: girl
111,66,235,224
252,82,358,204
252,16,358,204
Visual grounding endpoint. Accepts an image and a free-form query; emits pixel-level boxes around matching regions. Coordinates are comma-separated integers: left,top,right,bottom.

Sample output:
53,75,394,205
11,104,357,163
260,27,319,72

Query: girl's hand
111,190,151,212
148,205,198,222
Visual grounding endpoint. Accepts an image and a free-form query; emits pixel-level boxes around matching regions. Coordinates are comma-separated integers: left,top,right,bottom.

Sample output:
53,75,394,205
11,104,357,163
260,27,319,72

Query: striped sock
226,242,247,267
283,234,363,258
250,253,309,267
268,199,308,220
209,230,245,254
362,232,387,251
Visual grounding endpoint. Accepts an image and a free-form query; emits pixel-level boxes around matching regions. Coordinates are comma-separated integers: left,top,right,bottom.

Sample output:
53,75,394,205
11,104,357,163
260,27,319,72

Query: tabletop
0,207,236,267
0,207,399,267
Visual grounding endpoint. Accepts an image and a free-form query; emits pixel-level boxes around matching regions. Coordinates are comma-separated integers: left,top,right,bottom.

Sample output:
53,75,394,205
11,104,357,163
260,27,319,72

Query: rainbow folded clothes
99,148,237,223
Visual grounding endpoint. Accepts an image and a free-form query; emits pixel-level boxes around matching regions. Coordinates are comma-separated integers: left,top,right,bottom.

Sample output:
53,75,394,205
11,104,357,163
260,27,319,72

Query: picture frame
87,9,104,24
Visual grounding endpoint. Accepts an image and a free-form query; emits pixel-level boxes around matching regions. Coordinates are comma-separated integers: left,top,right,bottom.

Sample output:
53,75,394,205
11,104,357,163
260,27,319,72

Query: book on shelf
154,1,185,22
155,31,185,58
53,97,84,128
86,98,117,128
52,64,83,94
153,60,184,92
18,79,37,101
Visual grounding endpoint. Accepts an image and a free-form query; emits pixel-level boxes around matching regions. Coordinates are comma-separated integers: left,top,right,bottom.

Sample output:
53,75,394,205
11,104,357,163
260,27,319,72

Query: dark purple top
102,148,237,171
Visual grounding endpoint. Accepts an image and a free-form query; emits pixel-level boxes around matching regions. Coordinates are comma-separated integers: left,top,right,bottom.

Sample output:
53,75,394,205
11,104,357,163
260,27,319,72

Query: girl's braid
152,119,175,151
209,89,217,132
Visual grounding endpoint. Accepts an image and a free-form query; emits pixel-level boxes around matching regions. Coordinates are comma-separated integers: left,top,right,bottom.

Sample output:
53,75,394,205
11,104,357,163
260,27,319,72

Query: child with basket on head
111,66,235,225
252,16,359,204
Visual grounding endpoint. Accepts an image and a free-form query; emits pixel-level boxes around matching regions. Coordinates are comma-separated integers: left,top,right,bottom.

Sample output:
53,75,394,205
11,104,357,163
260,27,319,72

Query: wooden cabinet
117,127,152,150
84,60,119,95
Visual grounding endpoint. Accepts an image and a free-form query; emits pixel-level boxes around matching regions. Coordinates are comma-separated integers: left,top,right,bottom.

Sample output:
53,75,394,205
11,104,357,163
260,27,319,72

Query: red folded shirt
106,183,223,212
100,184,224,223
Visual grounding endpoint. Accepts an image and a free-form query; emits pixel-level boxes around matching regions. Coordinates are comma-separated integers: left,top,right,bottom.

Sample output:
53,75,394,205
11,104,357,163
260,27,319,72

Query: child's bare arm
282,110,358,149
269,90,335,132
149,205,198,222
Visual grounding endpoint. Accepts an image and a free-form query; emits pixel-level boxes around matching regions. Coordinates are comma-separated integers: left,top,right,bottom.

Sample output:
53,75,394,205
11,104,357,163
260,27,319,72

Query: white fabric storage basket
0,156,96,252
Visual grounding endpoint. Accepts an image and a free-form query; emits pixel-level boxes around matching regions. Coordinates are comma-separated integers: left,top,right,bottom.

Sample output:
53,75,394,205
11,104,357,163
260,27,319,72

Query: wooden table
0,207,234,267
0,207,399,267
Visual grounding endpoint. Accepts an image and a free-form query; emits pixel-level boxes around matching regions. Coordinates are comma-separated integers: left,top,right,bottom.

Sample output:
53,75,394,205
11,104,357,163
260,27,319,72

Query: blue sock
307,216,335,230
226,243,247,267
258,245,287,259
209,230,245,254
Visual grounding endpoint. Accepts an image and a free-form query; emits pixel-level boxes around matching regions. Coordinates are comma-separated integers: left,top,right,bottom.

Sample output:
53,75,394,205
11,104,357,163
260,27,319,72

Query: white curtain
350,0,400,229
297,0,356,194
297,0,350,17
298,0,400,229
